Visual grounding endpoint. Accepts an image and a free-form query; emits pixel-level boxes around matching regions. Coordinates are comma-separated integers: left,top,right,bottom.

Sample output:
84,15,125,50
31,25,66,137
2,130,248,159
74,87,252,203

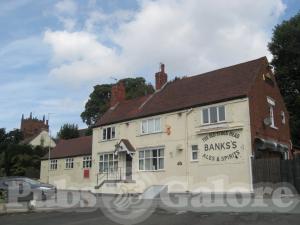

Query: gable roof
42,136,92,160
96,57,267,127
20,132,41,145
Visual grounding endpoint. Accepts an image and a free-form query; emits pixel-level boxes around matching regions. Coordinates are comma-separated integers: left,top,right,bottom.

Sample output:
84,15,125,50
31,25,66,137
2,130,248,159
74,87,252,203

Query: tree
0,128,46,177
81,77,154,126
57,123,79,140
268,12,300,146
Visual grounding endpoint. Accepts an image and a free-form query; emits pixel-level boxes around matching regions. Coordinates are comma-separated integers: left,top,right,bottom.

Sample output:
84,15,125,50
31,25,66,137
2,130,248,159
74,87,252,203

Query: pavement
1,209,300,225
1,192,300,224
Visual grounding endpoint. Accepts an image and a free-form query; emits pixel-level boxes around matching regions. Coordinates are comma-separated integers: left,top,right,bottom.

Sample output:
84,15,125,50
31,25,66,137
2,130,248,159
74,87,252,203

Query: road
1,209,300,225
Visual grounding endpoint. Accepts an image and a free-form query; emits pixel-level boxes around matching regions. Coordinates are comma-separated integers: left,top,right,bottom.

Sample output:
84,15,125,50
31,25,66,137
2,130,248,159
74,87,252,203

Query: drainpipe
249,155,254,193
185,108,193,192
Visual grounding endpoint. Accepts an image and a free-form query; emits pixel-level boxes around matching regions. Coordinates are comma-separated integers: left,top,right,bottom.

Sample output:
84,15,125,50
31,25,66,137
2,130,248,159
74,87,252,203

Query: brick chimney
110,81,126,107
155,63,168,90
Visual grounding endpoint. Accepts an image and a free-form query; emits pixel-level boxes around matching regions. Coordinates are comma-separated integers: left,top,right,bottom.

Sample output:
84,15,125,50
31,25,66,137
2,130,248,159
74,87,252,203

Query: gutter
94,95,248,128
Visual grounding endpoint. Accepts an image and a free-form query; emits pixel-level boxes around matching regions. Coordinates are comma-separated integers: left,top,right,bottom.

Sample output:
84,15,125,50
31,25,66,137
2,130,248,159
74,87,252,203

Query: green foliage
122,77,154,99
57,123,79,140
0,128,47,178
268,12,300,146
81,84,112,126
81,77,154,126
84,127,93,136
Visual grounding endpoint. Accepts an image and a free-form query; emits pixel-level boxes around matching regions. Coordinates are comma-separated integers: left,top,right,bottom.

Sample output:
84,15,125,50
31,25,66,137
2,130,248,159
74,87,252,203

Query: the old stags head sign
200,129,244,164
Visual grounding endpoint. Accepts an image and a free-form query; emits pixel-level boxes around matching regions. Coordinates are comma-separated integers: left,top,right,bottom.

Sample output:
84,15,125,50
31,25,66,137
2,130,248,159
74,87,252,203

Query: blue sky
0,0,299,136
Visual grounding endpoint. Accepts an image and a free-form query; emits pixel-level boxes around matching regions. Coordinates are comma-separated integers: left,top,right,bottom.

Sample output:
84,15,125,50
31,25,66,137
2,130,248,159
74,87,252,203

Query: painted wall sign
200,129,244,163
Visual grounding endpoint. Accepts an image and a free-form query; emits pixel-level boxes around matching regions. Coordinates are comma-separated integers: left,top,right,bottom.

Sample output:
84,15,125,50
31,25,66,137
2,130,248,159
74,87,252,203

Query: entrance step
140,185,167,199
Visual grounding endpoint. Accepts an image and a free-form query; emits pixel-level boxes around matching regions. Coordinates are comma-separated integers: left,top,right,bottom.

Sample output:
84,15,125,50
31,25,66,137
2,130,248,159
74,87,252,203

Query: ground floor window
50,159,57,170
139,148,164,171
191,145,199,160
99,153,118,173
65,158,74,169
83,155,92,168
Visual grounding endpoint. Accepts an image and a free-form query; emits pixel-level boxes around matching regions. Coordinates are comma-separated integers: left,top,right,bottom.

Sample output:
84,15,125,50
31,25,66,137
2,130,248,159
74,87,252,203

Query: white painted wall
30,130,56,148
92,98,253,194
40,156,93,190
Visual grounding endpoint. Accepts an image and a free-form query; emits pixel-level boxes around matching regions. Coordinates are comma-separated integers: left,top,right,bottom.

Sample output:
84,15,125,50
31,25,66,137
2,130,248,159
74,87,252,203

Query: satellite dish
263,117,272,126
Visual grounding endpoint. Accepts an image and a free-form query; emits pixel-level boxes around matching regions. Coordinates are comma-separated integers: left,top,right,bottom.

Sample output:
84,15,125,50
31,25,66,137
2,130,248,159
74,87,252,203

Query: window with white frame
281,111,286,124
83,155,92,168
102,126,116,141
65,158,74,169
139,148,164,171
267,97,276,128
99,153,118,173
202,105,225,124
191,145,199,160
141,118,161,134
50,159,57,170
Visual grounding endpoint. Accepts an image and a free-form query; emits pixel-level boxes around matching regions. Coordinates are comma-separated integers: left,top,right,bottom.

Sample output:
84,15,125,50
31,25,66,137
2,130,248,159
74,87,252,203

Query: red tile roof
42,136,92,160
96,57,267,127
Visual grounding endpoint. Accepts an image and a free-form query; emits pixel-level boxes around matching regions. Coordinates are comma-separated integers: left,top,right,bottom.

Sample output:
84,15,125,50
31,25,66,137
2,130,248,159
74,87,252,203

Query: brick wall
248,59,291,157
21,117,49,139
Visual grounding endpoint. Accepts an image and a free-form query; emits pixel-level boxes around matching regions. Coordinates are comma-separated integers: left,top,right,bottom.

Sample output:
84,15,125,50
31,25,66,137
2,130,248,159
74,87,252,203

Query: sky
0,0,299,136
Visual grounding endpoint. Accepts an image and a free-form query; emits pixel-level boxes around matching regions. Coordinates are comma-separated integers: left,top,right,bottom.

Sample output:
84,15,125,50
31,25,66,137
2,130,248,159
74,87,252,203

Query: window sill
270,125,278,130
196,123,244,134
99,138,117,143
138,131,163,137
200,121,228,127
190,160,199,162
138,169,165,172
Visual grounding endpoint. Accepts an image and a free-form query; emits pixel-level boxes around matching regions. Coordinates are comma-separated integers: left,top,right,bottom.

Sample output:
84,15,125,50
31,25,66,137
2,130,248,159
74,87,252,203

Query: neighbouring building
20,113,56,148
40,136,92,189
41,57,292,194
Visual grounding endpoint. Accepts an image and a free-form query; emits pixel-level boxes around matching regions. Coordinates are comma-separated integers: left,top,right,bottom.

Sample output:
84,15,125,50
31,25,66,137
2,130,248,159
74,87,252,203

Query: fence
252,158,300,193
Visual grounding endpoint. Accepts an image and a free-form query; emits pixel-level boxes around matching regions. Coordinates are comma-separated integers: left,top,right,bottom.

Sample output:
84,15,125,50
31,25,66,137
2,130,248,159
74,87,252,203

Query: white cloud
45,0,286,85
55,0,77,15
43,30,125,84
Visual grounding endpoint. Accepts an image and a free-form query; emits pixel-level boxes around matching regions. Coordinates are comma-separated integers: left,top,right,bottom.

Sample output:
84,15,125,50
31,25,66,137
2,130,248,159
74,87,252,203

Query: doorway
125,154,132,180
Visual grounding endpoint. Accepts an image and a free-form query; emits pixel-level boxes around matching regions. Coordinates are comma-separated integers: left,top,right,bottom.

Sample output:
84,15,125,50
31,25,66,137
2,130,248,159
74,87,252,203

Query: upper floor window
202,105,225,124
141,118,161,134
281,111,286,124
102,126,115,141
267,97,276,128
50,159,57,170
83,155,92,168
139,148,164,171
65,158,74,169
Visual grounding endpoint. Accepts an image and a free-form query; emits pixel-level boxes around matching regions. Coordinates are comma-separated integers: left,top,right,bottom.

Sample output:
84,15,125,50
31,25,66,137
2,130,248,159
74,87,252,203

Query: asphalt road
1,210,300,225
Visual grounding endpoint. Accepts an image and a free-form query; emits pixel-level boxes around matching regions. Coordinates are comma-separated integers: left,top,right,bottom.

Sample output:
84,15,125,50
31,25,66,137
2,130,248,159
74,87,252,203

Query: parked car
0,176,56,202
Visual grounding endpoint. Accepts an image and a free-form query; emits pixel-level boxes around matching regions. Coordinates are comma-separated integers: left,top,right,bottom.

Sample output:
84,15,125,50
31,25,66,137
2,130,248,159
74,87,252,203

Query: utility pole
47,113,54,183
